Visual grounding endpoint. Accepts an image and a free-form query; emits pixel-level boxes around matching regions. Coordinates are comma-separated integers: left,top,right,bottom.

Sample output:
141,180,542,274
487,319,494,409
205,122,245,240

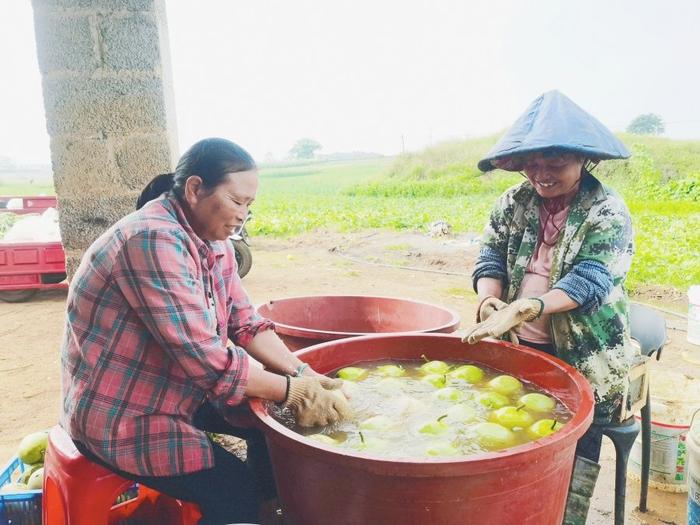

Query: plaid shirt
60,195,273,476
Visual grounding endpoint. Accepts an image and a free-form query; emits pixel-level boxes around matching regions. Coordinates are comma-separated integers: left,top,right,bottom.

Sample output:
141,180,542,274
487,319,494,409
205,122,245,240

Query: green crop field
2,134,698,293
253,135,700,294
0,182,56,196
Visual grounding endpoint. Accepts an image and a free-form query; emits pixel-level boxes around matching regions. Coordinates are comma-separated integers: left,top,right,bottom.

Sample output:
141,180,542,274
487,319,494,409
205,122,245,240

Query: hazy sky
2,0,699,164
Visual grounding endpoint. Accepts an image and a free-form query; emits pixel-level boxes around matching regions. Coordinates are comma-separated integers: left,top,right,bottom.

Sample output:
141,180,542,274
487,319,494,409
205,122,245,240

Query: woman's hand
462,298,544,344
477,296,508,322
301,366,345,389
282,376,351,427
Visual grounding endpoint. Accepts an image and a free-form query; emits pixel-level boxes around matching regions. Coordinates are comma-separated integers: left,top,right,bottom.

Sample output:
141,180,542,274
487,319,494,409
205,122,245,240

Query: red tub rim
250,332,594,475
257,295,461,340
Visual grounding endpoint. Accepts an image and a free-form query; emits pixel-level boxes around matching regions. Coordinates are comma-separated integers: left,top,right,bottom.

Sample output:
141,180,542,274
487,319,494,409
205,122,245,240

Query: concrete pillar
31,0,178,276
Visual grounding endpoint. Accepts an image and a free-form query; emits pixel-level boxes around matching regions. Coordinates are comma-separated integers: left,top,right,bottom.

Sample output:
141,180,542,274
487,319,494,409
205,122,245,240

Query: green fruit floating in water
477,391,509,409
336,367,368,382
433,387,466,402
425,440,461,457
487,375,522,396
26,467,44,490
474,422,516,450
419,415,449,435
448,365,484,383
375,364,406,377
355,432,389,452
376,377,404,395
308,434,341,445
419,357,450,375
491,406,535,429
18,432,48,465
527,419,564,440
421,373,447,388
359,415,393,432
444,404,477,423
518,393,556,413
393,395,428,417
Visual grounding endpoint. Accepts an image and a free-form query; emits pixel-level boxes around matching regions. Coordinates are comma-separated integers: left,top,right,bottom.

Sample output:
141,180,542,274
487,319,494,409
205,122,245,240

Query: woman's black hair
136,173,175,210
136,138,256,210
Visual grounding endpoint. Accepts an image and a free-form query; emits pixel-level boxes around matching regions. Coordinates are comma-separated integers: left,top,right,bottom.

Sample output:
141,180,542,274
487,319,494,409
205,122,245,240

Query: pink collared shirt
515,203,570,344
60,195,273,476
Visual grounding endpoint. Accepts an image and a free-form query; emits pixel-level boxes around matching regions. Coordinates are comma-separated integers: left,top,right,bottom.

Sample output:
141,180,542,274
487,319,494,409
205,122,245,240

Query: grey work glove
301,367,345,390
475,296,520,343
315,375,345,390
477,296,508,322
282,376,351,427
462,298,543,345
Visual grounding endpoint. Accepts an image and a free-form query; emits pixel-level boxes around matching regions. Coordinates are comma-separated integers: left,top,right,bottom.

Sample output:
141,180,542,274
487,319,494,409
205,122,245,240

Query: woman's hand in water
282,376,351,427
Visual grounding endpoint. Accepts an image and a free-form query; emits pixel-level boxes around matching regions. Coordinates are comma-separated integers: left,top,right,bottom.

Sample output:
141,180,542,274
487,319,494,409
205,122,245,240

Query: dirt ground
1,229,696,524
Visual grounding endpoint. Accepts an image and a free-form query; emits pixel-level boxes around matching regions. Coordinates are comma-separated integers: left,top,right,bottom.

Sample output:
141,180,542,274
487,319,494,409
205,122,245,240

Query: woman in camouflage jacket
464,91,640,468
471,167,636,426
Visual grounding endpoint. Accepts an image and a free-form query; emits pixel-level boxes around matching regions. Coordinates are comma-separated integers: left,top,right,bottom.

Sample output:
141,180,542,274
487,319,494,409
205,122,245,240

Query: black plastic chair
600,303,667,524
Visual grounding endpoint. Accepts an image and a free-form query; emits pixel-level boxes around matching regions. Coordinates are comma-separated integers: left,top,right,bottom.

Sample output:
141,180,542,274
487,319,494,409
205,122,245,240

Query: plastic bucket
689,285,700,346
688,411,700,525
630,417,689,492
257,295,460,351
250,333,594,525
630,370,700,491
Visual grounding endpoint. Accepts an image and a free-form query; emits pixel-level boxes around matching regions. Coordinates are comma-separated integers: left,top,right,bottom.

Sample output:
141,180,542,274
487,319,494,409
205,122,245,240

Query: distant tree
627,113,665,135
289,138,322,160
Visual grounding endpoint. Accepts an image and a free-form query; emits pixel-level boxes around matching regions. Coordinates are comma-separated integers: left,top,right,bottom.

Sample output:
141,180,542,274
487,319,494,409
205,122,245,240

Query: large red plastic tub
250,333,594,525
257,295,460,350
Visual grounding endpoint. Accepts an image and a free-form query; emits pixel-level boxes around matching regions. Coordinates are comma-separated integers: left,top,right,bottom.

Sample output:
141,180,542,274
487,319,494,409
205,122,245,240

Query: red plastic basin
250,333,594,525
257,295,460,350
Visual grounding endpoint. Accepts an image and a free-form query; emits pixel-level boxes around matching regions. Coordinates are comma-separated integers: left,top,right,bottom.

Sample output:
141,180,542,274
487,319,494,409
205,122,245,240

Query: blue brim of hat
478,90,631,172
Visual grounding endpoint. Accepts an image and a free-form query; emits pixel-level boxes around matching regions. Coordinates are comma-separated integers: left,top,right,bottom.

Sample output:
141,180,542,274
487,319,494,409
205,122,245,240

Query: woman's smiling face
183,169,258,241
520,153,585,199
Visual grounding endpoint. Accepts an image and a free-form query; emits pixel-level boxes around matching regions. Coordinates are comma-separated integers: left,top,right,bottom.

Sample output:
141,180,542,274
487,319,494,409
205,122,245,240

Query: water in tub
270,358,572,458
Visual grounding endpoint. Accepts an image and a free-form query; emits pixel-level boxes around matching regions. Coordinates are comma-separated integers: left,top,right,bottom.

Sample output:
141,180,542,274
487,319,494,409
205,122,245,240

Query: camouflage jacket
475,175,638,423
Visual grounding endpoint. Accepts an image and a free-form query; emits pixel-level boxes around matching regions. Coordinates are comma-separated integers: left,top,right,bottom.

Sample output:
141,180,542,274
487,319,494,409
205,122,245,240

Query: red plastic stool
43,425,202,525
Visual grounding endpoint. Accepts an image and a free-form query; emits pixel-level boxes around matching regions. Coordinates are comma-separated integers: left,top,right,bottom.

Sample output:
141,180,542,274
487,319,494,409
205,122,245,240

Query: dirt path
0,229,695,524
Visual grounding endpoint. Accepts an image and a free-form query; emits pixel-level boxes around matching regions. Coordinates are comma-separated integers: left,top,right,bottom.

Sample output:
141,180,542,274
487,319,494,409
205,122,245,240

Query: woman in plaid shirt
60,138,349,524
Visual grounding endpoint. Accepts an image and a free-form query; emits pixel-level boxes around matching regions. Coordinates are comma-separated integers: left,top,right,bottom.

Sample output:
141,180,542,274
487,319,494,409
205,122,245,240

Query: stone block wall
31,0,178,276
